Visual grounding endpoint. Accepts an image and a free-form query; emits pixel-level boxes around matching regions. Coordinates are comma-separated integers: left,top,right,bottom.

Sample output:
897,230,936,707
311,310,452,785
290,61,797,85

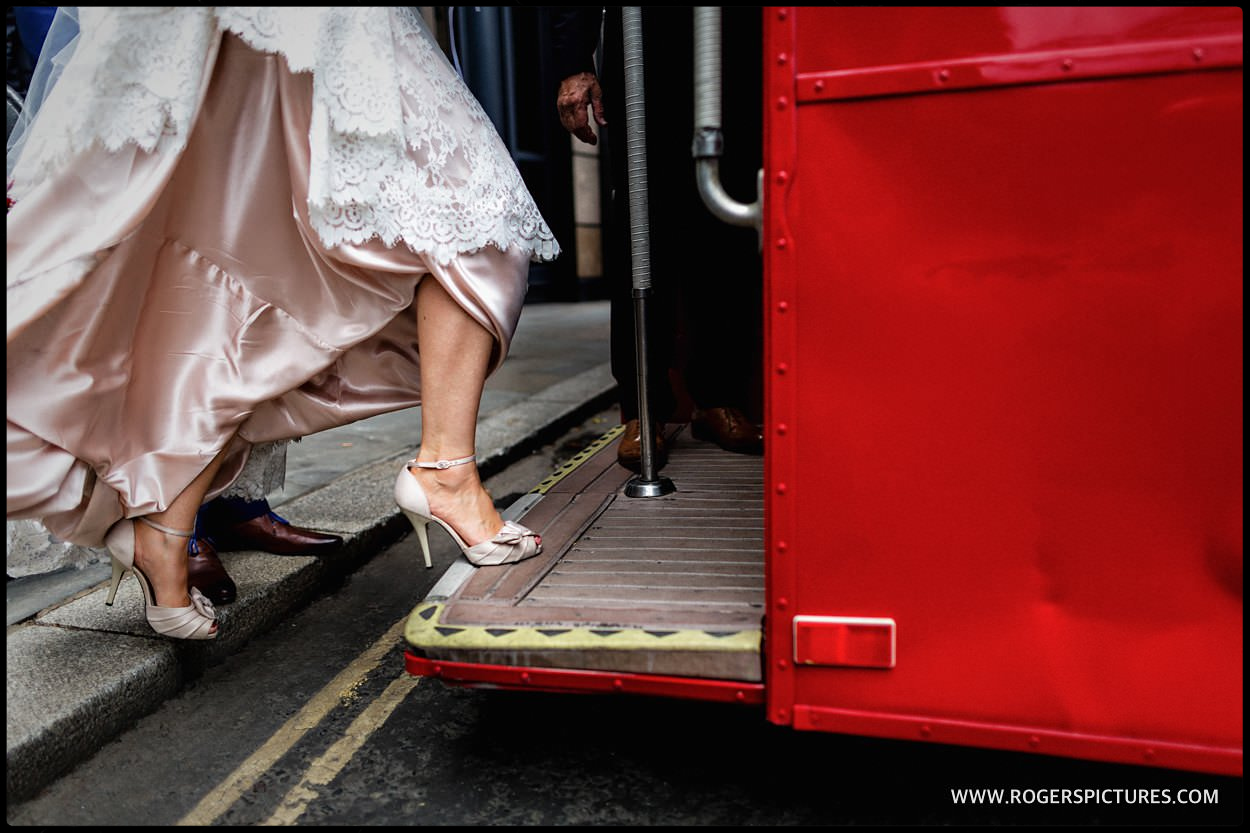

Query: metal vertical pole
621,6,675,498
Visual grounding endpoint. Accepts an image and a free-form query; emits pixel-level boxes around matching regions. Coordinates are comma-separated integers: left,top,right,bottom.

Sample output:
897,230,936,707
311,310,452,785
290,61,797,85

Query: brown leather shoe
213,511,344,556
187,537,237,605
691,406,764,455
616,419,668,471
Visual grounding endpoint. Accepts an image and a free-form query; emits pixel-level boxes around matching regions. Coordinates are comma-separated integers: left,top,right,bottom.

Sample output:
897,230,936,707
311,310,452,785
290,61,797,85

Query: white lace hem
9,7,559,266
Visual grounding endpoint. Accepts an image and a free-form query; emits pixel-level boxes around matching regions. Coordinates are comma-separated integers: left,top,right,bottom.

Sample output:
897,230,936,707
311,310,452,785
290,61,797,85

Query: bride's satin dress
6,9,559,548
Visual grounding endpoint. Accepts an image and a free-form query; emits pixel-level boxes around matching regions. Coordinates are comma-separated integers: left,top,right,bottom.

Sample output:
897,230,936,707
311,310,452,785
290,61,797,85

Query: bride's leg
132,444,234,609
406,276,506,547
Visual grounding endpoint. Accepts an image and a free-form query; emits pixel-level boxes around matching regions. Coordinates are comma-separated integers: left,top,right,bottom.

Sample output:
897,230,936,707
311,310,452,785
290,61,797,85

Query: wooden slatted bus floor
404,425,766,681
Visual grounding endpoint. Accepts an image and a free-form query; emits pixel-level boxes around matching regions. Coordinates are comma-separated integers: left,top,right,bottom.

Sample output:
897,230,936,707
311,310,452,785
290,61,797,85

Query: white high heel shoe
393,454,542,568
104,517,218,640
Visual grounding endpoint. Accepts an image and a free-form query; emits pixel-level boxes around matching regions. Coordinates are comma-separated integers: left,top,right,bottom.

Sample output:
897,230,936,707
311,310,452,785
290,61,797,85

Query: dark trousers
597,6,763,425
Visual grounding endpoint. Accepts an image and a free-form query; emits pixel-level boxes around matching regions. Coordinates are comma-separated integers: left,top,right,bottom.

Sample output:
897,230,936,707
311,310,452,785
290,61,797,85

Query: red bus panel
763,6,1242,775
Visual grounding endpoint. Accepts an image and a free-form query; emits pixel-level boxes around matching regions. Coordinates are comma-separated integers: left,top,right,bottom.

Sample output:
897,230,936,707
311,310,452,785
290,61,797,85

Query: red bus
404,6,1243,778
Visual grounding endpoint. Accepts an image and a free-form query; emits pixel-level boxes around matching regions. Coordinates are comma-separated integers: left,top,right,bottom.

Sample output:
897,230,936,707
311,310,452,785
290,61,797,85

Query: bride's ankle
410,460,479,491
132,521,193,606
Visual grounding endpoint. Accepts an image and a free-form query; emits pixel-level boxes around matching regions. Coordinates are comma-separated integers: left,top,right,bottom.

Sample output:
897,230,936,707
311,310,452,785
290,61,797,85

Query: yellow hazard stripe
404,601,761,653
530,423,625,495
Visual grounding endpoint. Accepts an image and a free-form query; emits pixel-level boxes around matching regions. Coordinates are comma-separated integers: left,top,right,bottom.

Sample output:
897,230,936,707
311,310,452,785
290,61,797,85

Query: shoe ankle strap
138,516,194,537
409,454,477,471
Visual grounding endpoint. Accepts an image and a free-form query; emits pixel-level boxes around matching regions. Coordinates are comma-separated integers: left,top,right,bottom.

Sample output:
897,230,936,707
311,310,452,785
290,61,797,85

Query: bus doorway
404,6,1242,778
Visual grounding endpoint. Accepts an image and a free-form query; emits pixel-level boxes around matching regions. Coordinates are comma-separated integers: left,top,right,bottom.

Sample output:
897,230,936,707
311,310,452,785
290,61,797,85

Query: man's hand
557,71,606,145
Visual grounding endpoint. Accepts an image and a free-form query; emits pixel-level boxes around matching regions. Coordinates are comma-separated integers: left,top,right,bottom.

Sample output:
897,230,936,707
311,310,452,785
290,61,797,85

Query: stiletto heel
409,516,433,569
393,455,542,568
106,557,126,607
103,517,218,640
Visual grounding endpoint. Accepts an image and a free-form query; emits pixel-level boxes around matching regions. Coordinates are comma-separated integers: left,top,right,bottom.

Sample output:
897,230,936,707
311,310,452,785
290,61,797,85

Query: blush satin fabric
6,32,532,548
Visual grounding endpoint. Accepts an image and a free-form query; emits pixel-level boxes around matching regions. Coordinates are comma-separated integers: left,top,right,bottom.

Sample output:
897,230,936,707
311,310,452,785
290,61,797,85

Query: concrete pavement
5,299,618,804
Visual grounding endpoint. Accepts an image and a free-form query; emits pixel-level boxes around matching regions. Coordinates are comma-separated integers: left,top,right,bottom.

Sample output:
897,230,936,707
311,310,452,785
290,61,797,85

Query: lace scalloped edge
313,222,562,267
